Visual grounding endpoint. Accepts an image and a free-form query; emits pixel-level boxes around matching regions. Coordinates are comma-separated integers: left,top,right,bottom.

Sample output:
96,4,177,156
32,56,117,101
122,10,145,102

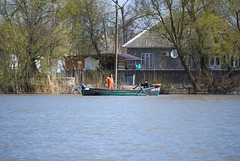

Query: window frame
141,53,153,68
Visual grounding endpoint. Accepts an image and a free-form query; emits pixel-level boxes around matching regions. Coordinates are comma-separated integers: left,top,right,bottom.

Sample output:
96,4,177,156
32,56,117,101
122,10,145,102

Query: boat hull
81,86,160,96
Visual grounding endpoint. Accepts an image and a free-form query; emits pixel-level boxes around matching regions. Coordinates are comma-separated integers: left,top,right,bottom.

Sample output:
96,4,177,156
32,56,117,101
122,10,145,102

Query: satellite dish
171,50,178,58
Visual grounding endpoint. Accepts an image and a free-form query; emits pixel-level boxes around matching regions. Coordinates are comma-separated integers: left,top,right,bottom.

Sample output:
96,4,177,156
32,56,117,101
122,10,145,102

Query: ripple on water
0,95,240,160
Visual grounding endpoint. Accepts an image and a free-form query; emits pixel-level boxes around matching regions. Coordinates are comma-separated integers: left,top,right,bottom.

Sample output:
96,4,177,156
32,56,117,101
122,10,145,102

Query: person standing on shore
105,74,114,89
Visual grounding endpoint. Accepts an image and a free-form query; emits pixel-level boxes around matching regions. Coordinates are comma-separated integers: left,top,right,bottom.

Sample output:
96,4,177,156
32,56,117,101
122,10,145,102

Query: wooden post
115,0,118,88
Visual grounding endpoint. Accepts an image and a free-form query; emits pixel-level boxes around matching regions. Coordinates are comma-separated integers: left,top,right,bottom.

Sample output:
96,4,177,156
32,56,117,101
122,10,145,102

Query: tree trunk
178,50,201,93
200,55,213,91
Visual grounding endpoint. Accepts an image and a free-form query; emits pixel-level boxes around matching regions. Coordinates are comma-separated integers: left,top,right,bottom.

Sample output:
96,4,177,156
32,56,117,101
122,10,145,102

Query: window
187,56,194,68
216,57,220,65
10,54,18,69
210,57,215,65
236,58,239,67
225,53,240,67
230,55,240,67
141,53,153,68
209,56,221,68
230,56,234,67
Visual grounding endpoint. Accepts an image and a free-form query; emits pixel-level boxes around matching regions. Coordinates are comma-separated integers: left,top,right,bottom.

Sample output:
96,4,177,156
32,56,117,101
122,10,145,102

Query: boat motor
72,84,86,92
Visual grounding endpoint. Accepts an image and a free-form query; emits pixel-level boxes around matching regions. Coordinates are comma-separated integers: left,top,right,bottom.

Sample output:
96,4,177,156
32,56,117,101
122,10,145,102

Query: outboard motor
72,84,86,92
80,84,86,90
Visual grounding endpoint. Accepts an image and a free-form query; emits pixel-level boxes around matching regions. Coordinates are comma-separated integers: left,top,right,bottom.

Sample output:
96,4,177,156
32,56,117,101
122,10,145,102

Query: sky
111,0,132,6
118,0,130,5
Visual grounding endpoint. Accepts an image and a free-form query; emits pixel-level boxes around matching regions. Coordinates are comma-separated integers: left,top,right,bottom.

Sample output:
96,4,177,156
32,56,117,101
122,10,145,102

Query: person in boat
141,80,149,88
105,74,114,89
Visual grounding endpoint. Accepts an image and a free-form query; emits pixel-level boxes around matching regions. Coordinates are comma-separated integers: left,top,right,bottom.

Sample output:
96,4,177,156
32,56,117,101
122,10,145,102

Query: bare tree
139,0,201,92
113,0,144,47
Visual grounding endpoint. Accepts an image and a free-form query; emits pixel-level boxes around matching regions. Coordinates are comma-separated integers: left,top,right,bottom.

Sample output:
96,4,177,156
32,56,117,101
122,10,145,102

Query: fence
65,69,240,87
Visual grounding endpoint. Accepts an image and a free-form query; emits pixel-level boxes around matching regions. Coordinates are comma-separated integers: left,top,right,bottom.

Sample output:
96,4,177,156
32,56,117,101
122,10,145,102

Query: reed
83,70,113,88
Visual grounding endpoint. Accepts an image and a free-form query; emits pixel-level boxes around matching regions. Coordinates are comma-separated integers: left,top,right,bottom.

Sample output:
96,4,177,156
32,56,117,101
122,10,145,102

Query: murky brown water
0,95,240,160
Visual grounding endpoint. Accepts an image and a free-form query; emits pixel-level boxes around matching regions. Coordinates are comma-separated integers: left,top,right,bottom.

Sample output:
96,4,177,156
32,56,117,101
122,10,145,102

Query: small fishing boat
73,84,161,96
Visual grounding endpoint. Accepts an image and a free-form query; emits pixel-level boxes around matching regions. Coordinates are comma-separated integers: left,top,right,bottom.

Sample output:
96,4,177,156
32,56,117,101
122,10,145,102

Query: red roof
118,53,142,60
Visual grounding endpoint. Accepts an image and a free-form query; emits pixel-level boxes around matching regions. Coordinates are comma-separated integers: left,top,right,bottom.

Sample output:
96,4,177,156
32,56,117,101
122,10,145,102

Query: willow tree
63,0,114,56
139,0,201,92
222,0,240,72
189,0,240,77
185,0,232,91
0,0,67,93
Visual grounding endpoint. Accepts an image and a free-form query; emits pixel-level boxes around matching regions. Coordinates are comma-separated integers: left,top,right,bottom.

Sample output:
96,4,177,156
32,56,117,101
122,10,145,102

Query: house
64,56,85,77
64,33,115,77
119,24,240,86
122,27,183,69
65,23,240,86
65,53,142,75
123,25,240,70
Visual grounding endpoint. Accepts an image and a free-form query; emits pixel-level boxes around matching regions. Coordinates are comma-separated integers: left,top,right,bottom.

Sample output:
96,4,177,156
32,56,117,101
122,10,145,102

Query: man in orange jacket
105,74,114,89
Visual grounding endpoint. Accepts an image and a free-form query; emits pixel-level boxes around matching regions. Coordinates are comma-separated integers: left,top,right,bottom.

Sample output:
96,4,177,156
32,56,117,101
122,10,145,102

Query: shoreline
1,85,239,95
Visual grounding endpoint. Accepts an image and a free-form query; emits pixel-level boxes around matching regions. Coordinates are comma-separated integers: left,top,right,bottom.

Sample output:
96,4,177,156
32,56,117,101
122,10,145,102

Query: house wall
65,55,115,75
85,57,99,70
65,56,84,71
127,48,240,70
118,69,240,85
127,48,183,69
118,57,126,69
117,69,195,85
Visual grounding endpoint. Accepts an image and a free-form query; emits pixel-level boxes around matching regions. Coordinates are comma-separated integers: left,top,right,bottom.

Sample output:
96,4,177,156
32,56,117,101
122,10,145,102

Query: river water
0,95,240,161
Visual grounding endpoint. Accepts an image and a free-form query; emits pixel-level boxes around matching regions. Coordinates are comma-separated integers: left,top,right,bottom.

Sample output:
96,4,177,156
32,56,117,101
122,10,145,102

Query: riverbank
1,76,240,95
59,83,240,95
3,84,238,95
1,70,239,95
